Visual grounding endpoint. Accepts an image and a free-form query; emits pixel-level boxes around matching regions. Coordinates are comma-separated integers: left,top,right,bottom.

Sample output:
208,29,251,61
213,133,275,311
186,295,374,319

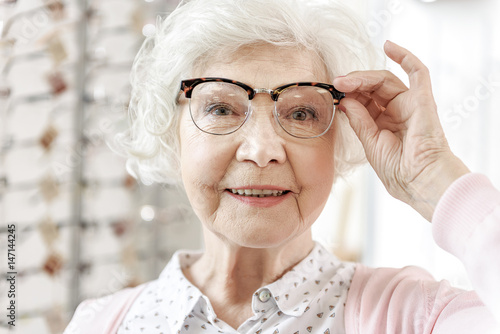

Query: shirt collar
157,243,353,331
264,242,351,317
158,250,207,334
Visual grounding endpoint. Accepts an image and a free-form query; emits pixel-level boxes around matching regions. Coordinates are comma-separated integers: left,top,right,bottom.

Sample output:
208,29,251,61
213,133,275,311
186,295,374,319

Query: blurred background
0,0,498,332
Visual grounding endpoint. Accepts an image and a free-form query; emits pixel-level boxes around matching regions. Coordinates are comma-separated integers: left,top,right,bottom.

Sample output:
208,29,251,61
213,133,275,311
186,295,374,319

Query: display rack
0,1,200,333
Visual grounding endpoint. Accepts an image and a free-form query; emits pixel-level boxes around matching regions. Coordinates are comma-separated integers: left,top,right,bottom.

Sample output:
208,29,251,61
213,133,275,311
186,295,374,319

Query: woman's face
179,45,336,248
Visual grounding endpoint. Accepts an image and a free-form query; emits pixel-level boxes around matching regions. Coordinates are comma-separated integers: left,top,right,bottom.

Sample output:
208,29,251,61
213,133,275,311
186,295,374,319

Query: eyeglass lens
188,81,335,138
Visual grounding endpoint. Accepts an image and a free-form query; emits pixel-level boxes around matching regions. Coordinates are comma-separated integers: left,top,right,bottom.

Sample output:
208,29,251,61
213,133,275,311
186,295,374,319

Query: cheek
179,119,235,216
181,134,232,183
291,138,335,221
296,133,335,185
298,149,334,192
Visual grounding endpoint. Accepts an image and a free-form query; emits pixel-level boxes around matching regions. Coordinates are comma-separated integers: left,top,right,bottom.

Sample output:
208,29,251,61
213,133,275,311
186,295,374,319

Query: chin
217,217,307,249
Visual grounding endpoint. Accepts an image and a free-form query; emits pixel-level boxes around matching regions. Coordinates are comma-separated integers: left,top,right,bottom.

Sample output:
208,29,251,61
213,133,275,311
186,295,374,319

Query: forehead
194,44,330,88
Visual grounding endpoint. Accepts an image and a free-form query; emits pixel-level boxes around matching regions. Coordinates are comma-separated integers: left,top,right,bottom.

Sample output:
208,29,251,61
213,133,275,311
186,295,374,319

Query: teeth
229,189,287,197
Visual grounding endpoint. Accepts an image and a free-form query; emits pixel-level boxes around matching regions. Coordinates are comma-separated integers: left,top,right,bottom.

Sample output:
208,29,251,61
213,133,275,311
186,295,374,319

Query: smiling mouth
227,189,291,198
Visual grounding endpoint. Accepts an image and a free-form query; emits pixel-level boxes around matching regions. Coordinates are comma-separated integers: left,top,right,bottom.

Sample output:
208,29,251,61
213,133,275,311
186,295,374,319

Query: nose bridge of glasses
252,88,277,101
241,103,283,144
245,91,280,134
248,89,278,123
249,88,278,113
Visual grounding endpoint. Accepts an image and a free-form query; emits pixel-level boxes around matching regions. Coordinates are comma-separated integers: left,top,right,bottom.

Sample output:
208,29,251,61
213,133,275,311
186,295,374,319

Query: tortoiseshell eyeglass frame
179,77,345,138
180,77,345,104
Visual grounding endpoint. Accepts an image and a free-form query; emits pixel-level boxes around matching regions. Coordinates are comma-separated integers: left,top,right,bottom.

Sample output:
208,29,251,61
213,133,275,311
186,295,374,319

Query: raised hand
333,41,469,221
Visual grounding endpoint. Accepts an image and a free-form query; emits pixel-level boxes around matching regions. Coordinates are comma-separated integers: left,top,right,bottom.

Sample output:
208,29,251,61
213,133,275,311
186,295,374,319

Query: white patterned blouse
117,243,355,334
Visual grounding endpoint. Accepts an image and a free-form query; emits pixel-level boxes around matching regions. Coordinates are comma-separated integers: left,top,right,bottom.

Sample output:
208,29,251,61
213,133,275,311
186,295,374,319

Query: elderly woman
65,0,500,333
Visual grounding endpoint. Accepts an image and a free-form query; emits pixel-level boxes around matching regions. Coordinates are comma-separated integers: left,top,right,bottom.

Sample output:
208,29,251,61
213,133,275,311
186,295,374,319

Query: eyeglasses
180,77,345,139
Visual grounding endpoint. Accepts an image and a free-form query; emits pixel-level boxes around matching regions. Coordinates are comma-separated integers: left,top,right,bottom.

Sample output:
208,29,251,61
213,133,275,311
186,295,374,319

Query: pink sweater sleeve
345,173,500,333
63,283,148,334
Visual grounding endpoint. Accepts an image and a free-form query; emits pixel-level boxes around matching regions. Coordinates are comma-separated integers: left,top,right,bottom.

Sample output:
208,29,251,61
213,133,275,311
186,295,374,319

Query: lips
227,189,290,197
225,186,292,207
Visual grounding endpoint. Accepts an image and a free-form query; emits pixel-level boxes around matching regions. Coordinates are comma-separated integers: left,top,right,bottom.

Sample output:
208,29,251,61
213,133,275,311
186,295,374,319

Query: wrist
407,153,470,221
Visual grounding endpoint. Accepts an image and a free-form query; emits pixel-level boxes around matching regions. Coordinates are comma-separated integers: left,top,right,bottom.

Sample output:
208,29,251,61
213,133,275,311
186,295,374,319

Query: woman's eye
292,110,307,121
291,108,315,121
206,104,233,116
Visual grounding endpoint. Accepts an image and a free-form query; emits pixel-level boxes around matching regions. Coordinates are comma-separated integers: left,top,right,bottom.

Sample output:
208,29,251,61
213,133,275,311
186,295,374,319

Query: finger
339,98,379,152
345,92,385,121
333,70,408,107
383,40,432,90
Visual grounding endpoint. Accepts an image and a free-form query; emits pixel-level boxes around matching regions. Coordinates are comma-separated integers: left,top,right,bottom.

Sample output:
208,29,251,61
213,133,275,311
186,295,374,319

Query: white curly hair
115,0,380,185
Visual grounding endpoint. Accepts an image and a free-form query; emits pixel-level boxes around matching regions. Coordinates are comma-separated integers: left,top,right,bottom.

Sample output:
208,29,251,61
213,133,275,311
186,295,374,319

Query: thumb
339,98,379,151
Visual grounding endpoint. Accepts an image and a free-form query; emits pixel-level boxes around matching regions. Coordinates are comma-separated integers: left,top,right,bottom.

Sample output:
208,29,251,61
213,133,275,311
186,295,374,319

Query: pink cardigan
64,173,500,333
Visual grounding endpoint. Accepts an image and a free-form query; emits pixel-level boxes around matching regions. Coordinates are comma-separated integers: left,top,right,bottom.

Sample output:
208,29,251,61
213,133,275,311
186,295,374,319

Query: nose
235,97,286,167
